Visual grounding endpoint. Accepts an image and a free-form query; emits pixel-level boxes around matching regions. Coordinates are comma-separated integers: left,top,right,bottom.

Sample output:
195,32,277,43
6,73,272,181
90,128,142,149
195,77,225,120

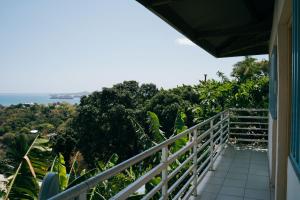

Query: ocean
0,94,80,106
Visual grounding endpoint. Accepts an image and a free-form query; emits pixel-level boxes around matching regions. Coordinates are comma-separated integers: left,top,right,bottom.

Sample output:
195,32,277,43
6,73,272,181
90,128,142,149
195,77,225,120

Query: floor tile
212,171,228,178
244,189,270,200
207,177,224,185
232,160,250,164
203,183,222,193
216,194,243,200
249,164,268,170
228,169,248,175
248,168,269,176
219,186,244,197
195,145,272,200
230,163,249,168
197,192,217,200
230,167,249,172
251,160,268,165
226,172,248,180
216,167,230,172
246,179,269,190
223,178,246,188
247,175,269,182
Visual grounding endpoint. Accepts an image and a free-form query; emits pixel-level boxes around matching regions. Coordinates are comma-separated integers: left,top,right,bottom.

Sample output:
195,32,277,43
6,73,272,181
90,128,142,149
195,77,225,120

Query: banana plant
50,153,68,191
147,111,166,144
129,116,153,151
68,153,137,200
5,134,52,200
131,111,189,198
42,153,137,200
171,112,188,153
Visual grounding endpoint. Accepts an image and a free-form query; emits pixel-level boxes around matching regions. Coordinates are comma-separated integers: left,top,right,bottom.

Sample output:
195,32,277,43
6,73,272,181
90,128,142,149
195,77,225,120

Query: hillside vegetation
0,56,269,199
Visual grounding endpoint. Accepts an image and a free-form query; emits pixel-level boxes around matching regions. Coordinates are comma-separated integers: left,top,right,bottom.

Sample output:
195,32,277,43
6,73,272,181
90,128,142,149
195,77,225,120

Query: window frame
290,0,300,179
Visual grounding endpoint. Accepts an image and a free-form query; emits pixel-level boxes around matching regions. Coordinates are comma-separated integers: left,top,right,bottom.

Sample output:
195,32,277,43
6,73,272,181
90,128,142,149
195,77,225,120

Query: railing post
227,110,230,140
209,119,214,171
188,132,193,156
192,129,198,196
220,113,224,151
161,146,168,200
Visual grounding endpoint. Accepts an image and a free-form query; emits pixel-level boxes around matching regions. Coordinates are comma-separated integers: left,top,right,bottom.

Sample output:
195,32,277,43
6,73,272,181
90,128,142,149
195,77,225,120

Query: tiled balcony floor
195,145,272,200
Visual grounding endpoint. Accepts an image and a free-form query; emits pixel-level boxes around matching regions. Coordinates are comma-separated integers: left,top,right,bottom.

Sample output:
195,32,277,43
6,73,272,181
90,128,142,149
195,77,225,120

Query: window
290,0,300,178
269,47,277,120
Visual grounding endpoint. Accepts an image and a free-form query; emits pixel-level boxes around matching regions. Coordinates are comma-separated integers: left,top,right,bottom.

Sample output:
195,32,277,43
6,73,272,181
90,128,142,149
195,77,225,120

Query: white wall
268,0,292,199
287,158,300,200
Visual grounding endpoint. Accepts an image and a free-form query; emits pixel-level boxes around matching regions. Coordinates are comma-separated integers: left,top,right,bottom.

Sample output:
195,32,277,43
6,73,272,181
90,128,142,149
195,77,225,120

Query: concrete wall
275,23,291,200
269,0,296,199
287,158,300,200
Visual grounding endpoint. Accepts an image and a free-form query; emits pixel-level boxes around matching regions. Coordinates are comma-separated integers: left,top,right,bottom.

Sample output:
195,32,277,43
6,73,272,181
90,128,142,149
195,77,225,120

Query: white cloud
175,37,196,46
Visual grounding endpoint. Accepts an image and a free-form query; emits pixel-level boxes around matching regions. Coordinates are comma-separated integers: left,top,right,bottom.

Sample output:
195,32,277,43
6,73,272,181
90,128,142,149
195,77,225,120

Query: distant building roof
137,0,274,57
30,130,38,133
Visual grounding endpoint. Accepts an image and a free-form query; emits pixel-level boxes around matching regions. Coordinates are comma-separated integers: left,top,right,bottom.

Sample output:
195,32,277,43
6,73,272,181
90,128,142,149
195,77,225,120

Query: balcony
195,145,270,200
46,108,270,200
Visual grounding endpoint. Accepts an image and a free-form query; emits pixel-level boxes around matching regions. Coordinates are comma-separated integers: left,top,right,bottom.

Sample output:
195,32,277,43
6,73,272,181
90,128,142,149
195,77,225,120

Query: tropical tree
231,56,268,82
146,91,183,138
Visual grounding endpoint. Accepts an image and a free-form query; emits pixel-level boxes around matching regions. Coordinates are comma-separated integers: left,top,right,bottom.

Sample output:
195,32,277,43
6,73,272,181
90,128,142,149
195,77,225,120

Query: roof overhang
137,0,274,57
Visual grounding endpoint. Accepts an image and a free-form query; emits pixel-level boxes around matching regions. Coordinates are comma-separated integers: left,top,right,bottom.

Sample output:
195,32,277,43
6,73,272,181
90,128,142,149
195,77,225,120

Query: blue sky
0,1,268,93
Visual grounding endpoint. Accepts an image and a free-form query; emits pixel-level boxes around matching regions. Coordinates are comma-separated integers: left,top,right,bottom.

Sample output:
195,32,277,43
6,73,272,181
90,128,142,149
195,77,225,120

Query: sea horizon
0,93,81,106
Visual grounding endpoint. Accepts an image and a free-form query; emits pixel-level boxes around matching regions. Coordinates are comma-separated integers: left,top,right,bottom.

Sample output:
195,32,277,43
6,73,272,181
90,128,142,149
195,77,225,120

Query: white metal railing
228,108,269,143
46,108,268,200
47,110,229,200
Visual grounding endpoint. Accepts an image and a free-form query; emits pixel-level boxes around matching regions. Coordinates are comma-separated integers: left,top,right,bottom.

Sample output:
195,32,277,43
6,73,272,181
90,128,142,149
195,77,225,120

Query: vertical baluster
220,113,224,151
227,110,230,141
192,129,198,196
209,119,214,170
188,132,192,156
161,146,168,200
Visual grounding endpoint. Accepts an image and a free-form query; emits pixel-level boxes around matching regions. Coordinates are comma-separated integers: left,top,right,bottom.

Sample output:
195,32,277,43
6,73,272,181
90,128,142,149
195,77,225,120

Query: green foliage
66,153,136,200
147,111,166,143
90,154,137,199
129,116,153,151
5,134,52,200
50,153,68,191
172,112,188,153
174,112,188,135
68,151,81,183
0,103,75,136
138,83,159,102
51,118,78,169
231,56,268,82
0,102,76,172
6,134,31,164
146,91,183,138
72,81,159,166
0,56,269,199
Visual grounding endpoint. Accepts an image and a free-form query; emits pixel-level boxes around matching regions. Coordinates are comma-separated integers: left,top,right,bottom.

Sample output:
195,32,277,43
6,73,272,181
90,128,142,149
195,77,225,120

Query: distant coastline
49,92,89,100
0,92,89,106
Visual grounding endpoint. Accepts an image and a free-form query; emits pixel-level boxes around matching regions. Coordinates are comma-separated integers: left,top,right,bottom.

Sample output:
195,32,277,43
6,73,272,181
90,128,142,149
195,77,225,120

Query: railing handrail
47,108,268,200
229,108,268,112
48,110,228,200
